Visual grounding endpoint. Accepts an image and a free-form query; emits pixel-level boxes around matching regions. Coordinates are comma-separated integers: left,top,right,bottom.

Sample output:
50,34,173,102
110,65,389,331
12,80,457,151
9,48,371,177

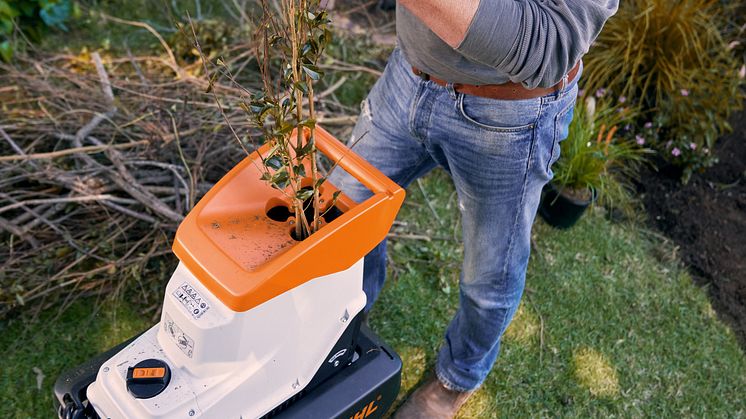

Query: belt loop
556,73,568,99
446,83,457,100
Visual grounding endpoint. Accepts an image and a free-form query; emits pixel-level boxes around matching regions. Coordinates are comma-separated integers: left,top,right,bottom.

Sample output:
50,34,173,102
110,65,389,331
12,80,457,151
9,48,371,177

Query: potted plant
539,95,651,228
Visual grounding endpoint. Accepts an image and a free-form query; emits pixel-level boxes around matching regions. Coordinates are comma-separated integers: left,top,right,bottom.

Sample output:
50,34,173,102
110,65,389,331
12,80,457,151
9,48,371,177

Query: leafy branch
247,0,333,239
191,0,334,240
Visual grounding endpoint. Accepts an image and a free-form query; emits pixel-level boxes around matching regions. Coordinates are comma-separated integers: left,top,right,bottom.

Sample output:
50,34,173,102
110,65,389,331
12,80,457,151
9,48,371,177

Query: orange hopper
173,127,405,312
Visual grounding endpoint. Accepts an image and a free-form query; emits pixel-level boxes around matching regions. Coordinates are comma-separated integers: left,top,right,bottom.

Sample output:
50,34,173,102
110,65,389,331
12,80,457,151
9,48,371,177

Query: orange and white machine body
87,260,365,418
85,128,405,418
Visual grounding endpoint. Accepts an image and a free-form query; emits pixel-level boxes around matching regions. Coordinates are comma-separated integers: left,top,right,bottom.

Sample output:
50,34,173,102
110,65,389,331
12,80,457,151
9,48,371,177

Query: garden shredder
54,127,406,419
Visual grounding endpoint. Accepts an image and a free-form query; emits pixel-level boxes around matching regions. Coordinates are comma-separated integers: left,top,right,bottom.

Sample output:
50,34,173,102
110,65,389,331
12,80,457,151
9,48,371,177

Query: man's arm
397,0,480,47
398,0,619,88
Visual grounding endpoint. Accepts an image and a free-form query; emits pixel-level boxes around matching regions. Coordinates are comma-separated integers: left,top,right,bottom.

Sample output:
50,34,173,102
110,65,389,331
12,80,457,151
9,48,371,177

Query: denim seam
547,99,575,173
423,90,438,144
500,119,539,296
360,97,373,121
435,363,475,393
399,152,435,187
408,81,426,142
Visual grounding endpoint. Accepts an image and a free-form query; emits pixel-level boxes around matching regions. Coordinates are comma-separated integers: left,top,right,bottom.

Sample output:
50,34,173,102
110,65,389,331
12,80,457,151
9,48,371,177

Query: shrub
581,0,743,180
0,0,74,61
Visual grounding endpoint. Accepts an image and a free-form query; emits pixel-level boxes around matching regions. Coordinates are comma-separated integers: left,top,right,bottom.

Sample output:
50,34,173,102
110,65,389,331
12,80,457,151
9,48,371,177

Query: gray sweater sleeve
456,0,618,88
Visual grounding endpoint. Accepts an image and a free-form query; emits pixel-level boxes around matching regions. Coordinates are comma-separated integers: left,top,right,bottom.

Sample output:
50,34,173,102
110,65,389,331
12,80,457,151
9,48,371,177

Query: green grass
373,170,746,417
2,169,744,417
33,0,249,55
0,298,150,416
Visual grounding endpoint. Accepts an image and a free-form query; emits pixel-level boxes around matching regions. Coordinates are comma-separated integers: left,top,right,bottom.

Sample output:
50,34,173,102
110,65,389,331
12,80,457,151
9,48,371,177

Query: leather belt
411,61,581,100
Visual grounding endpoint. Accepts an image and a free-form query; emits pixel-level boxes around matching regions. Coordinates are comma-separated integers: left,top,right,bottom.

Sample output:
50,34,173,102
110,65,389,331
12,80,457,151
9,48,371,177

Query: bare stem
307,76,320,232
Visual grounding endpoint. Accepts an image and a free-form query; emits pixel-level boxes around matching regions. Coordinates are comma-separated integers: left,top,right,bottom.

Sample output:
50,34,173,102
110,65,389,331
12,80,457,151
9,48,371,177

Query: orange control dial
132,367,166,379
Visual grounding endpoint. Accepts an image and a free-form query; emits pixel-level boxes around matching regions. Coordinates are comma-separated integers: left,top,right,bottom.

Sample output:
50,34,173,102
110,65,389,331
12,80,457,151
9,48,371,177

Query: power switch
126,359,171,399
132,367,166,379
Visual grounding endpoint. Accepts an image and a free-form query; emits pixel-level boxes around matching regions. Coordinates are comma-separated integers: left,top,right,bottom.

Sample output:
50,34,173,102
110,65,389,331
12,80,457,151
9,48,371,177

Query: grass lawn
1,169,744,417
375,170,746,417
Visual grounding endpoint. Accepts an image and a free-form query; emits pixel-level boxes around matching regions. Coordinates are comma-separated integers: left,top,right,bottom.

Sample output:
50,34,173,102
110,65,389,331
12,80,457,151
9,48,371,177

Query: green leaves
294,81,309,94
295,188,314,201
553,95,652,217
265,155,283,170
0,40,12,62
301,64,322,81
0,0,74,61
295,134,314,155
39,0,71,31
298,118,316,129
301,40,313,56
240,0,334,239
269,168,290,189
268,34,284,47
581,0,741,177
0,1,20,23
205,71,219,93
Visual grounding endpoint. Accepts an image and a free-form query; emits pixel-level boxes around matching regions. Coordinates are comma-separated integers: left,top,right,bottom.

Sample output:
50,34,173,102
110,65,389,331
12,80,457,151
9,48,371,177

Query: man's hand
398,0,480,47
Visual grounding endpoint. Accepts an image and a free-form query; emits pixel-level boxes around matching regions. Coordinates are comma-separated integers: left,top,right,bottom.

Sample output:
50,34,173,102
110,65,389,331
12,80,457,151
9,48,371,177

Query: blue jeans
329,48,579,392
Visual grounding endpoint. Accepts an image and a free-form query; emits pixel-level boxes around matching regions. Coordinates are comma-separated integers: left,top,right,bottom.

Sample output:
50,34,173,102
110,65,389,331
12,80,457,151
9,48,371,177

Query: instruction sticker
172,282,210,319
164,313,194,358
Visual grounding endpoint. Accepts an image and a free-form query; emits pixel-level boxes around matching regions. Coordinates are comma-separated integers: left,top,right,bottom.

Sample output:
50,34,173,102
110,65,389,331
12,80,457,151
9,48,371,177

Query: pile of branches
0,49,252,318
0,6,388,319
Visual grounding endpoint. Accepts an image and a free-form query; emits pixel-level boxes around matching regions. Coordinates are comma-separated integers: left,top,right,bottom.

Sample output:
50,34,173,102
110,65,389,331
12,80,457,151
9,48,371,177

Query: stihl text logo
349,395,381,419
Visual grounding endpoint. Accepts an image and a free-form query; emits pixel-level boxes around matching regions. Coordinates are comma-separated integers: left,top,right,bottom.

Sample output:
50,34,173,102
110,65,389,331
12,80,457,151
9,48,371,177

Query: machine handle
313,127,399,197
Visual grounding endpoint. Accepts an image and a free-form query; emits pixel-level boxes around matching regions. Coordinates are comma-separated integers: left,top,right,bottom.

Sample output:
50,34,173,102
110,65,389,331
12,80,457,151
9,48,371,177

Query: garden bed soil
638,109,746,347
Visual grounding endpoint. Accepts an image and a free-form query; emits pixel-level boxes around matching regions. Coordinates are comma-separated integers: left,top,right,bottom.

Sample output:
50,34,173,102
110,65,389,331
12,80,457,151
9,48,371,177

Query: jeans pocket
457,93,540,133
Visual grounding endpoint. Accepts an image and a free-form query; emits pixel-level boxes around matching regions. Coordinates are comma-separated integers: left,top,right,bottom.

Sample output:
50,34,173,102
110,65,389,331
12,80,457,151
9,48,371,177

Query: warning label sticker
164,313,195,358
172,282,210,319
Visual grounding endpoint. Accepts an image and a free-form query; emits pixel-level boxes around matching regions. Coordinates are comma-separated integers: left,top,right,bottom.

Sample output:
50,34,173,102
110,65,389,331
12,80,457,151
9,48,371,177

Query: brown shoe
393,374,473,419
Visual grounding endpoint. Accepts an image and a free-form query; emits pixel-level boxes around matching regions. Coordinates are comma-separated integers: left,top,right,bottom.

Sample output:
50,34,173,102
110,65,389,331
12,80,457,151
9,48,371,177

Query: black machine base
55,324,401,419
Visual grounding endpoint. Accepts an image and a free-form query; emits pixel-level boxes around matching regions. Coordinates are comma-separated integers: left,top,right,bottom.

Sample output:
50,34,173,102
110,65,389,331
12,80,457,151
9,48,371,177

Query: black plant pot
538,182,597,229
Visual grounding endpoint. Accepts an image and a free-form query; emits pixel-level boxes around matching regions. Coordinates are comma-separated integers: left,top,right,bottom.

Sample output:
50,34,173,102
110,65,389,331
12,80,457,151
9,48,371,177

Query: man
329,0,618,417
